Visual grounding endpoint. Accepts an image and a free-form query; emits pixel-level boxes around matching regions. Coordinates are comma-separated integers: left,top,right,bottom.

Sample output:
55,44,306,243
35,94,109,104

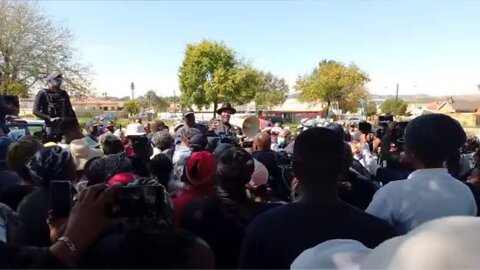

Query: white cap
124,123,146,137
361,216,480,269
291,239,370,270
69,138,103,170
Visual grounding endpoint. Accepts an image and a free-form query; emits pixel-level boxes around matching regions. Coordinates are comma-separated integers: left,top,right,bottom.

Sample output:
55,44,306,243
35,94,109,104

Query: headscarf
87,152,133,185
26,146,73,188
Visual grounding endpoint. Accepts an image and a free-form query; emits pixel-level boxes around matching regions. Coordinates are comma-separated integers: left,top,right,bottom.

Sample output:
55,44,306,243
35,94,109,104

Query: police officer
33,71,76,142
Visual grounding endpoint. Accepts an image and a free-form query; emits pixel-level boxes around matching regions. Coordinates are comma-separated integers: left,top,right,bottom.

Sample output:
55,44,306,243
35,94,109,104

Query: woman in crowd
180,147,278,268
17,146,76,247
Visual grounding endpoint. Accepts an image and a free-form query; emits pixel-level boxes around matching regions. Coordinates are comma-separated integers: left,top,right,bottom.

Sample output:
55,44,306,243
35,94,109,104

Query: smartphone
51,181,74,218
106,185,166,218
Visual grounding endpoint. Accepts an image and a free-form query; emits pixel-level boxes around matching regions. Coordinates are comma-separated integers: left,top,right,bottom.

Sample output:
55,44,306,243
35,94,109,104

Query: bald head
253,132,271,152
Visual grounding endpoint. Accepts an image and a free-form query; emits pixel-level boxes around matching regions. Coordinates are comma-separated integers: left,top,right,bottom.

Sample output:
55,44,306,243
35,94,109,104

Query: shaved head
253,132,271,152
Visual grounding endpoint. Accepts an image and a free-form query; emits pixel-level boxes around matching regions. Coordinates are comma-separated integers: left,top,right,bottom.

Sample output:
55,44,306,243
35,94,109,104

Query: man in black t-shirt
239,128,395,269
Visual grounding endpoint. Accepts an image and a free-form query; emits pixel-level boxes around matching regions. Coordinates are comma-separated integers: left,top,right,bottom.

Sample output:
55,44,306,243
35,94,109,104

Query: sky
41,1,480,98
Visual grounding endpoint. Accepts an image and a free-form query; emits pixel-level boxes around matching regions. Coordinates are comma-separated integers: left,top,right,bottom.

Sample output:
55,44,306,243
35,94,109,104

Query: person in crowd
291,239,371,269
6,136,43,186
270,127,282,152
151,129,174,160
360,216,480,269
251,132,286,201
86,152,133,186
173,151,216,224
124,123,146,157
69,138,104,180
181,147,277,268
210,102,238,136
446,149,472,181
151,119,168,133
258,110,271,130
239,128,395,269
0,184,123,268
277,128,292,151
366,114,477,234
246,159,270,203
78,225,215,269
33,72,77,142
173,128,201,181
189,134,208,153
0,137,43,210
175,109,208,142
144,122,151,137
214,143,234,157
17,146,75,247
58,118,89,148
100,134,125,155
338,142,379,210
149,153,173,191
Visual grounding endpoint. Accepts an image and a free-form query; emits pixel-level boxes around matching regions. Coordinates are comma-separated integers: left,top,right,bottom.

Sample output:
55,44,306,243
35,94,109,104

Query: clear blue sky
41,1,480,97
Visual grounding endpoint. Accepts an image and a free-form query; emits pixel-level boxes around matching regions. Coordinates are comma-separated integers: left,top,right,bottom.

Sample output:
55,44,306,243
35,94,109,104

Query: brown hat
216,102,236,115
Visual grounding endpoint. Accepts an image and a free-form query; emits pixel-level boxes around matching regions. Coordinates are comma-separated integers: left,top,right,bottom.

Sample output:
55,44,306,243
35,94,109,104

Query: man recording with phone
33,71,77,142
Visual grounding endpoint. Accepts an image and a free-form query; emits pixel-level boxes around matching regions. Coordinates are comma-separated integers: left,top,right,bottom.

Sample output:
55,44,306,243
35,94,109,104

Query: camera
51,181,168,219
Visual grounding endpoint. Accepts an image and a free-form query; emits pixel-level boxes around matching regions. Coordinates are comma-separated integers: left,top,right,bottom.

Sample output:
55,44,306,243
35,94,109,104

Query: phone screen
107,185,165,218
51,181,73,218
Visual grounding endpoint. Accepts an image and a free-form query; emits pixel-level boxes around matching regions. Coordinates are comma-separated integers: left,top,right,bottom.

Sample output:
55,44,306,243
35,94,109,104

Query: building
18,98,126,118
268,92,328,123
421,97,480,127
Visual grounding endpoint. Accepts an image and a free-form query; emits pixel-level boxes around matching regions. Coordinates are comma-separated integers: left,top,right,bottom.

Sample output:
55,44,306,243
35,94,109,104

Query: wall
448,113,479,128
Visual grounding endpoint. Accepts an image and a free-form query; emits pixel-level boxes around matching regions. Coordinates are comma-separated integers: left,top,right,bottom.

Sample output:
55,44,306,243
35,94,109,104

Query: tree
178,40,258,117
381,98,408,115
366,101,378,116
295,60,370,112
0,0,92,98
124,99,142,116
140,90,169,114
254,71,288,111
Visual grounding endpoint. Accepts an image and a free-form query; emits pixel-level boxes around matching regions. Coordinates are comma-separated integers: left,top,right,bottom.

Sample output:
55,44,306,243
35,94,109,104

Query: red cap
107,172,139,186
185,151,216,187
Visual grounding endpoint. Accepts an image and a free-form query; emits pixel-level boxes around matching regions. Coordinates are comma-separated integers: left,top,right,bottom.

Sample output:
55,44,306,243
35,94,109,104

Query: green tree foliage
0,0,93,98
124,99,142,116
254,71,288,110
380,98,408,115
2,80,28,97
178,40,259,116
140,90,169,114
295,60,370,112
366,101,378,116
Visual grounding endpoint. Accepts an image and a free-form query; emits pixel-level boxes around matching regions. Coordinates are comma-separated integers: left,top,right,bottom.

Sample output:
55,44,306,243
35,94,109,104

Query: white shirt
366,168,477,234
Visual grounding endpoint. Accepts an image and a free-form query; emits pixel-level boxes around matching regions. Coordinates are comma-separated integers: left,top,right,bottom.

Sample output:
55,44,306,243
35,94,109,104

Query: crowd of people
0,73,480,268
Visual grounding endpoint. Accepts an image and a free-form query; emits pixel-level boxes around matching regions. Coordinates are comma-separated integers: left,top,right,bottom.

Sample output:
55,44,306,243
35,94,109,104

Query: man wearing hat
174,108,208,144
211,102,238,136
33,71,76,142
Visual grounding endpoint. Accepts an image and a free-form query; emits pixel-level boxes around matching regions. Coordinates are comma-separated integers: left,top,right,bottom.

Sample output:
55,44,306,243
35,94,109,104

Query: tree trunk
213,101,218,119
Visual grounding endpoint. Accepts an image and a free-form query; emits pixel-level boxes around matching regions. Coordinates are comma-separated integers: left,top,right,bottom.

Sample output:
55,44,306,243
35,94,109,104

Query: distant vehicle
134,112,154,121
347,117,361,125
6,119,45,136
94,113,117,122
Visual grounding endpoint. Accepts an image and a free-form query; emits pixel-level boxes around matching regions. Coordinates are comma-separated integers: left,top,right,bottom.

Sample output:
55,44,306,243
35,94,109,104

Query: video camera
51,181,170,221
